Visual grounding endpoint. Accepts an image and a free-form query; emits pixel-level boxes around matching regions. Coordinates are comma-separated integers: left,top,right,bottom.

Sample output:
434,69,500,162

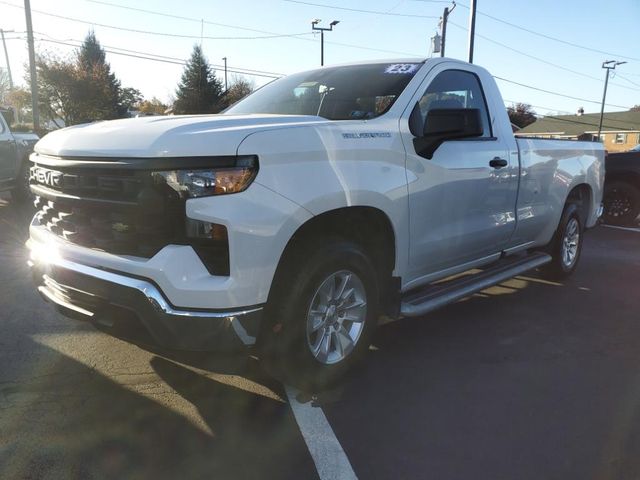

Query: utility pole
597,60,626,139
311,19,339,66
24,0,40,130
440,2,456,57
222,57,228,91
467,0,477,63
1,29,14,89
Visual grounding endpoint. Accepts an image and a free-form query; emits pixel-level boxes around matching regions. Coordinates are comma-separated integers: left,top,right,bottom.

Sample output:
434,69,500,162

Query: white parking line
285,386,358,480
602,224,640,233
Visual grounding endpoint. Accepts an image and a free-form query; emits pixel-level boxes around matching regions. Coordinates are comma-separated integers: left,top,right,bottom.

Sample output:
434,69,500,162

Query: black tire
260,239,379,391
10,160,32,204
603,181,640,227
542,203,584,280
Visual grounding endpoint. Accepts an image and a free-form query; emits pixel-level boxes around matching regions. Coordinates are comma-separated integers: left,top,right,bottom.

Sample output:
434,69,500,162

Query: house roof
517,110,640,136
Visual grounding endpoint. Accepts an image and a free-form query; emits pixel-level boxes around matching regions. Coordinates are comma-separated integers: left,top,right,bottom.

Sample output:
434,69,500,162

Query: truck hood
34,114,330,158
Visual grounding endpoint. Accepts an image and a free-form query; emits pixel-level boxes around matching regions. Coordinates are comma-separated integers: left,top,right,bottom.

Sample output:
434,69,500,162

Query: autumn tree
36,31,141,125
5,87,32,124
219,76,254,110
137,97,168,115
507,102,537,129
0,68,10,104
173,45,223,114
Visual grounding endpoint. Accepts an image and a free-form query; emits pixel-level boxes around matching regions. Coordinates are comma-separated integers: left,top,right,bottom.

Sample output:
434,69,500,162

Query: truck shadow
0,194,317,480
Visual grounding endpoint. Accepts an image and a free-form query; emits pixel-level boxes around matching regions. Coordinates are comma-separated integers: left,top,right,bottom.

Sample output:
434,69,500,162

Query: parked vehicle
26,58,604,388
603,148,640,226
0,109,38,201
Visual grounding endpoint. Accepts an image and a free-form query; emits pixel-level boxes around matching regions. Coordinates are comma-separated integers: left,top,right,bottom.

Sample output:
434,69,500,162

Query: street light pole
1,29,14,89
597,60,626,140
311,19,339,66
467,0,477,63
222,56,228,91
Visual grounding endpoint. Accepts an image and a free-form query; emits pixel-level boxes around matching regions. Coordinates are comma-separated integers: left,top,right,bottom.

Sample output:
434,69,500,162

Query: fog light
185,219,228,241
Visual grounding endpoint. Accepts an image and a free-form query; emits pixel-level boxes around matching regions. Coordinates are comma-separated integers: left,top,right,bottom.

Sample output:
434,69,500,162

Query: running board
400,252,552,318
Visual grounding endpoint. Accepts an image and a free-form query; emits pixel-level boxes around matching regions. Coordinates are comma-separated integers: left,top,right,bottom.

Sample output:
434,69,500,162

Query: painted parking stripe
285,386,358,480
602,224,640,233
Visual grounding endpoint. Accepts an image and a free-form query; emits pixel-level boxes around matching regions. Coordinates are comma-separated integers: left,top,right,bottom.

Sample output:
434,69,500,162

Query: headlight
152,155,258,198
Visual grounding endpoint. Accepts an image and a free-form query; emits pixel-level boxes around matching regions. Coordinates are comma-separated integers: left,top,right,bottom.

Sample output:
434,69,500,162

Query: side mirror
412,107,483,159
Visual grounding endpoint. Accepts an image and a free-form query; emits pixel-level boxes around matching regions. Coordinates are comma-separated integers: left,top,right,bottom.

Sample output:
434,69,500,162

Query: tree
36,53,84,125
119,87,143,113
507,103,537,129
6,87,32,124
74,31,122,120
0,68,10,104
137,97,168,115
173,45,223,114
219,76,254,110
631,105,640,112
36,31,142,125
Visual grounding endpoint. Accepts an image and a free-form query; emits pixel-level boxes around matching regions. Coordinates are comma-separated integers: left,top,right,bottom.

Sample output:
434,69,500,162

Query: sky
1,0,639,116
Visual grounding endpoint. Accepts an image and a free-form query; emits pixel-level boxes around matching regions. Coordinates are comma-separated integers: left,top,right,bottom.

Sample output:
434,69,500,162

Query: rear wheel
542,203,583,280
603,181,640,227
261,240,379,390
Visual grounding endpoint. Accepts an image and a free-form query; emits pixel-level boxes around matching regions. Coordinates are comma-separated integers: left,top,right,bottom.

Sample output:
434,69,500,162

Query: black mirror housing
413,108,483,159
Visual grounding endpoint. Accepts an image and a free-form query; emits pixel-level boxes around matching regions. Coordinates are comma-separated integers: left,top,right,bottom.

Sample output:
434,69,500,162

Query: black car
604,145,640,226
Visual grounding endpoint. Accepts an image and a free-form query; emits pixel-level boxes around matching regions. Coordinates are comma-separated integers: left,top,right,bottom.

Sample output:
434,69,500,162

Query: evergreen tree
75,31,122,121
173,45,223,114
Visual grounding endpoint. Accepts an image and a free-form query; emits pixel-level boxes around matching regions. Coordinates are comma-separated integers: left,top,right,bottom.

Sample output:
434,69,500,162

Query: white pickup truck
27,58,604,387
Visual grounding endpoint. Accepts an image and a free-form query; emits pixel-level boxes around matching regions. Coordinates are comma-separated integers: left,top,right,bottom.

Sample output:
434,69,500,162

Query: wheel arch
565,183,593,226
266,206,398,314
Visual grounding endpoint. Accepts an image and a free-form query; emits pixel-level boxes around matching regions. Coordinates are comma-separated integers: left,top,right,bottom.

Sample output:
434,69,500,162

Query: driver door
400,67,518,278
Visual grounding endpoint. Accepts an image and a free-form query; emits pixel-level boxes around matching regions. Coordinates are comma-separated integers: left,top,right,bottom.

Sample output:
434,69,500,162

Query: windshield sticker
342,132,392,139
384,63,420,75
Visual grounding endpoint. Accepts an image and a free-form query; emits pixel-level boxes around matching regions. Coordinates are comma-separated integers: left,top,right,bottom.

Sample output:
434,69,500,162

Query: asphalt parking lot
1,194,639,480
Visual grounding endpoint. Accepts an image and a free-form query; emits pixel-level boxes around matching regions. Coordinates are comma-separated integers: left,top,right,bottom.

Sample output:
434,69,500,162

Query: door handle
489,157,508,168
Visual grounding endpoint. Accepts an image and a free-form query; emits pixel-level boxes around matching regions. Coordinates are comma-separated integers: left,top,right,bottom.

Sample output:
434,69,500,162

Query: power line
86,0,294,35
0,1,313,40
82,0,424,57
32,31,287,77
494,76,631,110
283,0,439,18
33,37,284,79
615,73,640,88
444,1,640,62
448,21,640,93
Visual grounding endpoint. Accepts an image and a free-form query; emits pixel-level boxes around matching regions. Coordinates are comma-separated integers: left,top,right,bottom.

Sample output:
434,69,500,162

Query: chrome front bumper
27,243,263,351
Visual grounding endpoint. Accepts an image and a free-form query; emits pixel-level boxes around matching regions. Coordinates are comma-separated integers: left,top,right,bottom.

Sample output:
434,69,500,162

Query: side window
417,70,492,138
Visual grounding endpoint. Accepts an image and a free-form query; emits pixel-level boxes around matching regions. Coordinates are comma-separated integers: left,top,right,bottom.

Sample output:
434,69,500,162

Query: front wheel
542,203,584,280
261,240,379,390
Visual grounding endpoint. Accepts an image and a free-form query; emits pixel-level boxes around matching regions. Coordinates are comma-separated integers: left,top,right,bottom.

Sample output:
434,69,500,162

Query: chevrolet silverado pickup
0,108,38,202
26,59,604,388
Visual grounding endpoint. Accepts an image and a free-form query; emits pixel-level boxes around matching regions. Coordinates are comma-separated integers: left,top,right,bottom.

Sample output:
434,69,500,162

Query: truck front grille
30,154,230,275
33,196,173,257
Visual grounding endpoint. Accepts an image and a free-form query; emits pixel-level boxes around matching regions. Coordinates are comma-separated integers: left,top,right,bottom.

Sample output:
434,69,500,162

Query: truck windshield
225,62,423,120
